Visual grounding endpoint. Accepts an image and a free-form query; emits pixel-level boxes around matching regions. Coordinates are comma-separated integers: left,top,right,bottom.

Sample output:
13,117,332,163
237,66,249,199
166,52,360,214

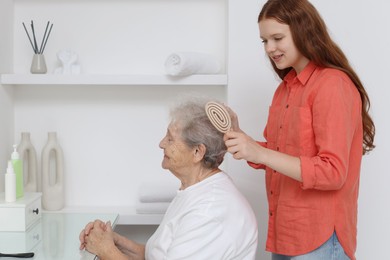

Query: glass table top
0,212,119,260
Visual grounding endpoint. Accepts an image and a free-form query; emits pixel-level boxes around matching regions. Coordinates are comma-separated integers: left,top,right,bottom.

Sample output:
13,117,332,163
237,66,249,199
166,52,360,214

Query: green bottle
12,144,24,199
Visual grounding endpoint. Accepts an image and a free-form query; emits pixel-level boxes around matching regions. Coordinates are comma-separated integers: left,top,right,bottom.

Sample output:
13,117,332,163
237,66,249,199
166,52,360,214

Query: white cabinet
0,0,228,224
0,192,42,231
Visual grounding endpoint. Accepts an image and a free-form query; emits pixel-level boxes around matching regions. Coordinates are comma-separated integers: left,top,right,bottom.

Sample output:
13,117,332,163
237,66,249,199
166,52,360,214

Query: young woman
224,0,375,259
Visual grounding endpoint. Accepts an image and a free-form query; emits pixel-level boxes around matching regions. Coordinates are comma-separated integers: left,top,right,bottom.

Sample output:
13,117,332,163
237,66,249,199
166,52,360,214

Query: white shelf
0,74,227,86
43,206,163,225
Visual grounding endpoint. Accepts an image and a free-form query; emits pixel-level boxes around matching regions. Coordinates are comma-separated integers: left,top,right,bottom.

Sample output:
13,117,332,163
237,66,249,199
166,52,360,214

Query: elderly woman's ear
193,144,207,162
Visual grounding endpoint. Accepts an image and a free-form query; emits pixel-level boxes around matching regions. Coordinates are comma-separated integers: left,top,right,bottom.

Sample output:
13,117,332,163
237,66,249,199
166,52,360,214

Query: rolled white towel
135,201,170,214
138,181,178,203
164,52,221,76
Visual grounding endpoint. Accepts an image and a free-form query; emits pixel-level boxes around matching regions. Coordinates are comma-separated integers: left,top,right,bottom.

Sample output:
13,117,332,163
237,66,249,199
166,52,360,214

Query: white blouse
145,172,258,260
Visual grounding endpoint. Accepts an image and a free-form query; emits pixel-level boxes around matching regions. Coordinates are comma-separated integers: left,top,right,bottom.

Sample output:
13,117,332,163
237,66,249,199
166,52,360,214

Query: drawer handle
33,234,40,241
33,208,39,215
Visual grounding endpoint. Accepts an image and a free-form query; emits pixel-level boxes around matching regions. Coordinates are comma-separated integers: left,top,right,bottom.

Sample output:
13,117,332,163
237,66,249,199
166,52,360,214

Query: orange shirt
249,62,362,260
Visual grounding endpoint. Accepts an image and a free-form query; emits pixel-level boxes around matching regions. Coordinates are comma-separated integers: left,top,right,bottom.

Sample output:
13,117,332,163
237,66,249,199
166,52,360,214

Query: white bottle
11,144,24,199
5,160,16,202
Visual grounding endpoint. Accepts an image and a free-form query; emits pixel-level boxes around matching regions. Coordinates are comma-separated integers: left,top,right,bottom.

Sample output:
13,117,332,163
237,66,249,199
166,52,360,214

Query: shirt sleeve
247,141,267,170
166,213,233,259
300,73,362,190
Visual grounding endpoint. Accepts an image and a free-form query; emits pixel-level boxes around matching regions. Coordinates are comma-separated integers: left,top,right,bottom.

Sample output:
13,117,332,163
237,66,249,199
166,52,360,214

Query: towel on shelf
164,52,221,76
138,181,178,203
135,201,170,214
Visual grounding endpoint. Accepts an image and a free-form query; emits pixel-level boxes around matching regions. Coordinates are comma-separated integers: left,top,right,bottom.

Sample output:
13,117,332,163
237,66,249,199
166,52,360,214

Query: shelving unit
1,74,228,86
0,0,228,226
46,206,163,225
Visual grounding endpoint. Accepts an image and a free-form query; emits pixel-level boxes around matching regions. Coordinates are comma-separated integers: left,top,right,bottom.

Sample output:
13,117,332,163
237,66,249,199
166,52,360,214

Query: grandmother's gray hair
169,97,227,169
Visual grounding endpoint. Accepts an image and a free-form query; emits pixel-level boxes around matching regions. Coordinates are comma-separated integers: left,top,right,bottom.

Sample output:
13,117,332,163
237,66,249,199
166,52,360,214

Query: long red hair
258,0,375,154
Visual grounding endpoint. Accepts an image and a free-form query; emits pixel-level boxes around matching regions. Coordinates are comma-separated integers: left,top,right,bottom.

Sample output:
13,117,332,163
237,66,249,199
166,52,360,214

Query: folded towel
164,52,221,76
138,181,178,203
135,202,170,214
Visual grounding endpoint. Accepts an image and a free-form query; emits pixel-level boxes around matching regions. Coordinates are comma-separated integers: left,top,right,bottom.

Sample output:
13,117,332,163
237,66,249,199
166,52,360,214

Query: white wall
0,0,14,192
13,0,227,74
227,0,390,259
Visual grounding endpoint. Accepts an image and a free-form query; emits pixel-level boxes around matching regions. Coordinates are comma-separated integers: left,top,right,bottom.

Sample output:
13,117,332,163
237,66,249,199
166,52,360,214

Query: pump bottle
12,144,24,198
5,160,16,202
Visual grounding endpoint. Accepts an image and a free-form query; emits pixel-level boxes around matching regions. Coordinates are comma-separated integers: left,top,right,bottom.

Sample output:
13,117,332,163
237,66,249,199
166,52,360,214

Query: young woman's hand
223,105,243,133
224,130,264,163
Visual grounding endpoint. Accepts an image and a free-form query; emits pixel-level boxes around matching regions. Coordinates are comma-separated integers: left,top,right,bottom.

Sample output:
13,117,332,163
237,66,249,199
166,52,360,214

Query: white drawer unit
0,192,42,231
0,220,42,253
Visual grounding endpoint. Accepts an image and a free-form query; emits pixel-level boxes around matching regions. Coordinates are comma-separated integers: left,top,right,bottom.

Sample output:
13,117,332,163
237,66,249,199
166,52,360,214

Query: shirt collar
283,61,318,86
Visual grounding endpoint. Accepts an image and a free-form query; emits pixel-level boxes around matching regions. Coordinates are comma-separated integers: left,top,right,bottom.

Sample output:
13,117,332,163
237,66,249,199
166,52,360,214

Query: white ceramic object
41,132,65,211
17,132,39,192
30,54,47,74
54,49,81,74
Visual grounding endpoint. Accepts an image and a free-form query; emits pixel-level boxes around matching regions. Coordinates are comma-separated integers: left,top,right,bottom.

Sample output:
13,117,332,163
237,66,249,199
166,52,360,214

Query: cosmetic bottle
12,144,24,199
5,160,16,202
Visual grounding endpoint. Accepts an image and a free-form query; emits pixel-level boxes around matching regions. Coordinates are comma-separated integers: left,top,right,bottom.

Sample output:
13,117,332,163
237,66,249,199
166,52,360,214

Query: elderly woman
79,98,258,259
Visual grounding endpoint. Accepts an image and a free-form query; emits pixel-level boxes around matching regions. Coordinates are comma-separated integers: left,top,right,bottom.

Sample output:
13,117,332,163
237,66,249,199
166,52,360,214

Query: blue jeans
272,232,350,260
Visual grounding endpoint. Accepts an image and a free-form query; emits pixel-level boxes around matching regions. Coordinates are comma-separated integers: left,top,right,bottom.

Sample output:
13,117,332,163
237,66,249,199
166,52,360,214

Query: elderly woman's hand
79,219,106,250
80,220,146,260
83,220,117,258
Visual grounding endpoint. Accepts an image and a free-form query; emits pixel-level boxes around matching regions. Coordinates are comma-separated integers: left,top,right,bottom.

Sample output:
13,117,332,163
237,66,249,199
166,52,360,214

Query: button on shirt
248,62,363,260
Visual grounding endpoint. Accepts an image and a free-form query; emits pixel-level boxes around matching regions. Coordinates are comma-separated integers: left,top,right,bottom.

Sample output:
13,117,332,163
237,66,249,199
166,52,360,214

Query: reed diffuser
22,20,54,74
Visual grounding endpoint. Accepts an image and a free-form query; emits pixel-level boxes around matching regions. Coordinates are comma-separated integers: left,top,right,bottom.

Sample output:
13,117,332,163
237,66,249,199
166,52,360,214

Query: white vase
17,132,39,192
42,132,65,211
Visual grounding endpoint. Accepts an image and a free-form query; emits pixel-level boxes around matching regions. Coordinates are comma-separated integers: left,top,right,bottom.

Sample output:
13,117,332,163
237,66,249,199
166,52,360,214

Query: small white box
0,192,42,231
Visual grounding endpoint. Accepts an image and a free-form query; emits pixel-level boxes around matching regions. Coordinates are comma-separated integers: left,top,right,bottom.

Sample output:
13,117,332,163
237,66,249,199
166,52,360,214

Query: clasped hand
79,219,115,257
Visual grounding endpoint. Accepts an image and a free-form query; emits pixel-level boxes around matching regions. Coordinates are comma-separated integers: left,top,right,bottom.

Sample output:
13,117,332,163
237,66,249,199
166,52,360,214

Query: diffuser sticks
22,20,53,54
